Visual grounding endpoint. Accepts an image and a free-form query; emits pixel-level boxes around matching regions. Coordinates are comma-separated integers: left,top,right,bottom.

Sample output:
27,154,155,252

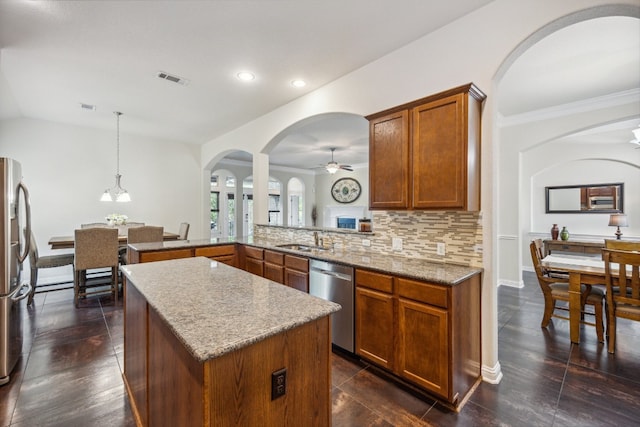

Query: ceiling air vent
157,71,190,86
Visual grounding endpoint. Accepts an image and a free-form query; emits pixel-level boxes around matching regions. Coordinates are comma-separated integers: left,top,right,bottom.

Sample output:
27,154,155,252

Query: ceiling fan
321,148,353,174
630,126,640,149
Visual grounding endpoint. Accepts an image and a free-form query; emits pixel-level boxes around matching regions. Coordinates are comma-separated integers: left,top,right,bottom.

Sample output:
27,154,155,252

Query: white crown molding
498,88,640,127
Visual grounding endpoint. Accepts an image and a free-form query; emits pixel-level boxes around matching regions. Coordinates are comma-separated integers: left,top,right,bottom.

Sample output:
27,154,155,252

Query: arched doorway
494,9,639,287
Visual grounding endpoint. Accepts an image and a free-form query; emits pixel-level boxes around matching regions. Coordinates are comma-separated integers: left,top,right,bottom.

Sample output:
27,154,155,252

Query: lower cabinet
240,246,309,293
355,268,481,409
128,244,237,266
243,246,264,277
284,254,309,293
264,250,285,283
194,244,237,267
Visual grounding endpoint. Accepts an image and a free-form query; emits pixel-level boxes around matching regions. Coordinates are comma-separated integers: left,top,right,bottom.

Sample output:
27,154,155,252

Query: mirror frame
545,182,624,214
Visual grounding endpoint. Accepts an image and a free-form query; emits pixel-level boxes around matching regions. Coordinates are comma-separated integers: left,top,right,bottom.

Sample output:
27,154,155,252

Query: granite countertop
120,257,341,363
127,236,483,286
127,237,236,252
239,237,482,286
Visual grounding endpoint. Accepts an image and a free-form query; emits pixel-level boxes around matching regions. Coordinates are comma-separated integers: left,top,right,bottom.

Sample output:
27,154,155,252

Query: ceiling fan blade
340,165,353,171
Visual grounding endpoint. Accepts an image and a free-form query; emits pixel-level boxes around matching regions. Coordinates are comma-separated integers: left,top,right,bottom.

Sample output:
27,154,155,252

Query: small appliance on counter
0,158,32,386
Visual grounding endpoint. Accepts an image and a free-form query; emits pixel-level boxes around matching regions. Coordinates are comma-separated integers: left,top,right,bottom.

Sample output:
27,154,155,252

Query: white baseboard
481,361,503,384
498,279,524,288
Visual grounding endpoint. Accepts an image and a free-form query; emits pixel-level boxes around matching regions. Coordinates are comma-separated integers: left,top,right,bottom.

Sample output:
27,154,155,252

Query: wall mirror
545,182,624,213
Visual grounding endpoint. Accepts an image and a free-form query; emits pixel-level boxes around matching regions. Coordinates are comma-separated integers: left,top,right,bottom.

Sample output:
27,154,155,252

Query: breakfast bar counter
120,257,340,426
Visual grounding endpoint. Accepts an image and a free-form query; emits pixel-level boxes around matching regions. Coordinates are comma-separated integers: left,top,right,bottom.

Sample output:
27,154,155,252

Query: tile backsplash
254,210,483,267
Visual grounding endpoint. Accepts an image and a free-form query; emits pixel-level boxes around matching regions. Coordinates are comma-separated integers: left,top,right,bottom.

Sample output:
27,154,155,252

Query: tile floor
1,271,639,426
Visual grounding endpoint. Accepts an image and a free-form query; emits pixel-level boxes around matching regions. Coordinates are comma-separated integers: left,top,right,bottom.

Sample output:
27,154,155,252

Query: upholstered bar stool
27,232,74,305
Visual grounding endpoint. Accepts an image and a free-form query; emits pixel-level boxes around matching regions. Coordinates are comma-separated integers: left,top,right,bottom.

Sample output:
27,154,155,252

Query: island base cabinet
124,281,333,427
208,318,331,426
148,307,203,427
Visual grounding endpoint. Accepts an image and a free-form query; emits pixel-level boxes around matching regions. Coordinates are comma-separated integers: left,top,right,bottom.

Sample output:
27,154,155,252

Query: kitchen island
120,256,340,427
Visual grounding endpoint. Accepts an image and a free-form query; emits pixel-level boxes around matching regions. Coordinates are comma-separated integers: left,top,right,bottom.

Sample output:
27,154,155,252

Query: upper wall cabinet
366,84,486,211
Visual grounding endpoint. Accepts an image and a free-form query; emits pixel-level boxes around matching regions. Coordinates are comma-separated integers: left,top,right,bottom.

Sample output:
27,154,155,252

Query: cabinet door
285,269,308,293
397,298,449,399
195,245,237,267
412,93,467,210
264,263,284,284
368,110,410,209
355,286,394,370
245,258,264,277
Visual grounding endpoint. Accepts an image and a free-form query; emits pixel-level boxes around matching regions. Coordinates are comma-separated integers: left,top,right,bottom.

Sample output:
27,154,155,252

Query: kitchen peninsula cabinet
194,244,237,267
242,245,264,276
366,83,486,211
355,267,482,409
127,240,237,266
284,254,309,293
242,246,310,293
264,249,285,283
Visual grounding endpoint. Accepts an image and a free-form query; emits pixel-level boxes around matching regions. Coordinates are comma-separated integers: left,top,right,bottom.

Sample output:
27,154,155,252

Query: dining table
541,253,629,344
49,231,180,250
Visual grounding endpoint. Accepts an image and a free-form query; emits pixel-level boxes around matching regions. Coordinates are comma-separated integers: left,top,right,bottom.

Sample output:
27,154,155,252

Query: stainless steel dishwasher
309,259,354,352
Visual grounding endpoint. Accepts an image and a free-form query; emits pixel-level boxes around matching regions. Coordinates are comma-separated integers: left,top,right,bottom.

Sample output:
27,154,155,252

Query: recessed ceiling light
79,103,96,111
237,71,255,81
291,79,306,88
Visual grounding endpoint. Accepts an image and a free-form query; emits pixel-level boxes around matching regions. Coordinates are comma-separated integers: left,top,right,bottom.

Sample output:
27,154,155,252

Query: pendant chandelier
100,111,131,202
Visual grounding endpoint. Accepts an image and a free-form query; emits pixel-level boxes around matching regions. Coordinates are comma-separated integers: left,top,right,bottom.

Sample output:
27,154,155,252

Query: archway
494,7,639,288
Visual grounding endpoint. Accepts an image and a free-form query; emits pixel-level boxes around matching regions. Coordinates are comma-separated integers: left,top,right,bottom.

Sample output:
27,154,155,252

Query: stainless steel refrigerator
0,158,32,386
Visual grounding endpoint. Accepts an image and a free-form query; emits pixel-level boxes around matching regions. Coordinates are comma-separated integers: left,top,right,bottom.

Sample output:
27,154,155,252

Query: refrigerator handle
11,282,32,302
16,182,31,264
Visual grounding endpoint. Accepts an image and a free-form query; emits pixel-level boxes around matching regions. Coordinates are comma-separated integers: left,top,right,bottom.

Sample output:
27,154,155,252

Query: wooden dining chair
602,248,640,353
74,227,119,308
530,240,605,341
604,239,640,251
26,231,75,306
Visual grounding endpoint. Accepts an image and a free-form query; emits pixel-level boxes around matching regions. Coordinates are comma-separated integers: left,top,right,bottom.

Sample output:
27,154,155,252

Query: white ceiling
1,2,638,170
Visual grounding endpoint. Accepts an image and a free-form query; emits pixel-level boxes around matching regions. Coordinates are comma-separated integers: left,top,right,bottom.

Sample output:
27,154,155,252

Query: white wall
314,165,369,227
0,117,201,281
199,0,639,383
497,98,640,281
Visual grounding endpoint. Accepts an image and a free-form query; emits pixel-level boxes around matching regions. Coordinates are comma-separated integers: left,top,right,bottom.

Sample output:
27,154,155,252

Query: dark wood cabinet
243,246,264,277
397,297,449,398
366,83,485,211
284,254,309,293
239,246,309,293
128,244,236,265
355,286,394,369
194,244,237,267
368,110,410,209
354,267,481,409
263,250,284,283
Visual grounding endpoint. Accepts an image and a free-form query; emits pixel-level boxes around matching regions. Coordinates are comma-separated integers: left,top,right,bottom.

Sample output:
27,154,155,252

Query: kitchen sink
275,243,328,252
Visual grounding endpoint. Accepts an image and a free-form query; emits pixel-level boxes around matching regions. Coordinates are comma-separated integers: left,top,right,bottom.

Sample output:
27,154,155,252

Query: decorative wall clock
331,177,361,203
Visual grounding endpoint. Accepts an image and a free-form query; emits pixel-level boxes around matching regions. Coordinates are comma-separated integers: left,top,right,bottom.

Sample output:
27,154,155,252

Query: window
210,191,219,232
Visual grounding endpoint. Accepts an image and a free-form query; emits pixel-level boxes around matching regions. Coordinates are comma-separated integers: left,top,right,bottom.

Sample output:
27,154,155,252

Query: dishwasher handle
310,267,352,282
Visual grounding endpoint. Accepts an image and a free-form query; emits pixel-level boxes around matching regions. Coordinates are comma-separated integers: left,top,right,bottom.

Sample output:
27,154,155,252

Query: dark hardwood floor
2,271,639,426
